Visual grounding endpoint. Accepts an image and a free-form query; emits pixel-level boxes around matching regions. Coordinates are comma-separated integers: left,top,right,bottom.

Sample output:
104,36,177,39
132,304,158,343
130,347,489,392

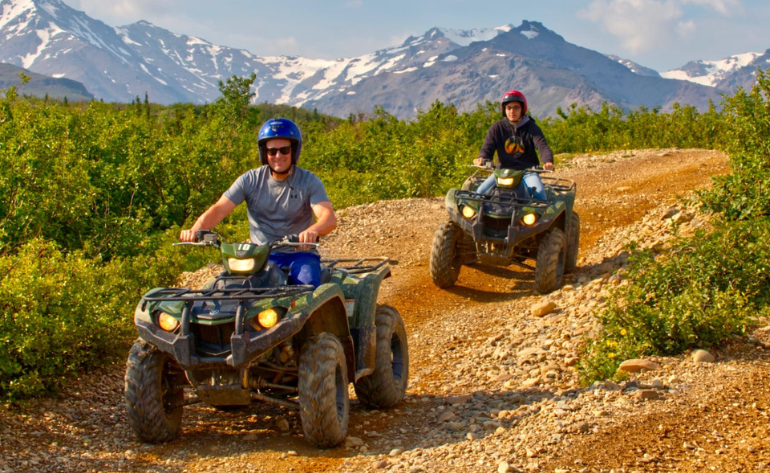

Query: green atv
125,231,408,448
430,165,579,293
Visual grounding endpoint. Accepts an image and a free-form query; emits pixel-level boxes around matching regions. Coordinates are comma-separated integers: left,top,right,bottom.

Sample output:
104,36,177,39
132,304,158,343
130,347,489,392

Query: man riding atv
179,117,337,287
473,89,555,198
430,90,579,293
126,118,409,448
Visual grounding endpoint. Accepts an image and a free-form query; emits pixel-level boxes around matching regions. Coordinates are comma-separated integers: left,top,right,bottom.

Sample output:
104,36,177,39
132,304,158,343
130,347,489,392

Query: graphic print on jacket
505,135,524,155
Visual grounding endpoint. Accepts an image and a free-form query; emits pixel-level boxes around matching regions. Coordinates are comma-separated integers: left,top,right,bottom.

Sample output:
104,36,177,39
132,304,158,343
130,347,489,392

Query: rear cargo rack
321,257,392,275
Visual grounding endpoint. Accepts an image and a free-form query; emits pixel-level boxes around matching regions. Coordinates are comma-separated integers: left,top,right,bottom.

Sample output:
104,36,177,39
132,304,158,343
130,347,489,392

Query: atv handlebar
174,232,318,250
467,164,553,173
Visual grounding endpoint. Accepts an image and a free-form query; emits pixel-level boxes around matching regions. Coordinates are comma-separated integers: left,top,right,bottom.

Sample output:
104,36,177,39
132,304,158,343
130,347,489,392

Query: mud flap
351,326,376,381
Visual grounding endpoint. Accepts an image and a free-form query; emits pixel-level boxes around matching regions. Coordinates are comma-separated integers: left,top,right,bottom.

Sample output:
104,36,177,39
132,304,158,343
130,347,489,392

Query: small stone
389,448,403,456
447,394,472,405
618,358,661,373
345,436,364,448
692,349,715,363
275,418,290,432
447,421,465,431
498,461,511,473
651,378,665,389
603,380,622,391
438,410,456,422
466,433,478,441
531,301,557,317
635,389,663,401
373,460,390,469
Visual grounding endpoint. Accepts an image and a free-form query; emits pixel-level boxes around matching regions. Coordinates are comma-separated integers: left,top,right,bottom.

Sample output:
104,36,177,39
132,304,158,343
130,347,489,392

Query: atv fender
333,266,392,380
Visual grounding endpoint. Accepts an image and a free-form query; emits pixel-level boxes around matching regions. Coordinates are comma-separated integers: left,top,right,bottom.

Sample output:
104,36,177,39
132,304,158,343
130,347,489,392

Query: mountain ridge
0,0,765,117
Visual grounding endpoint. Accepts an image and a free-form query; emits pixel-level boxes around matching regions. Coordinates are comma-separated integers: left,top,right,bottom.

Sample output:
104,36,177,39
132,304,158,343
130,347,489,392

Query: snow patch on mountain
661,52,762,87
438,24,511,46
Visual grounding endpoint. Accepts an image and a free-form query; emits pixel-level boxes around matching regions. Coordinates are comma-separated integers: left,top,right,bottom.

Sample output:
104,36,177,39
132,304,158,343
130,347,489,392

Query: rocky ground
4,148,768,473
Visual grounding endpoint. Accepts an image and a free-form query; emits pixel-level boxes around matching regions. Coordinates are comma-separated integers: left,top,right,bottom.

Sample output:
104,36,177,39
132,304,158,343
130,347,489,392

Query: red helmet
501,90,527,117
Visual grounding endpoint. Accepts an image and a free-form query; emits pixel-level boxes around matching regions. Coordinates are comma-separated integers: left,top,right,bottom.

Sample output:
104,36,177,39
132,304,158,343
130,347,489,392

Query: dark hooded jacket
479,115,554,170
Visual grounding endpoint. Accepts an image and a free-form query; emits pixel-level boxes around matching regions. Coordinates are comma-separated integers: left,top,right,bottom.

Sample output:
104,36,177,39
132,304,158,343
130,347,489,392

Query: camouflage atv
125,231,408,448
429,165,579,293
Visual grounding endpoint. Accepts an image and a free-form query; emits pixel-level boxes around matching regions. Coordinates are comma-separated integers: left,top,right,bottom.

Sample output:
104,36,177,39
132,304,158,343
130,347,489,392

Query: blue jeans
476,172,547,200
268,252,321,287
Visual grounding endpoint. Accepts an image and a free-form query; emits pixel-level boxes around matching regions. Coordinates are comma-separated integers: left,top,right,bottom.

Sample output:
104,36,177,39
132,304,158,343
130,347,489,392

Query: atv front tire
534,227,566,294
354,305,409,408
125,340,184,443
565,212,580,273
430,222,464,288
298,333,349,448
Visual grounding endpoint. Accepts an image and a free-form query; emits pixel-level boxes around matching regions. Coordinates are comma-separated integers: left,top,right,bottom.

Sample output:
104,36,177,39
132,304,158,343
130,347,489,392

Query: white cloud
580,0,744,54
67,0,176,22
682,0,742,15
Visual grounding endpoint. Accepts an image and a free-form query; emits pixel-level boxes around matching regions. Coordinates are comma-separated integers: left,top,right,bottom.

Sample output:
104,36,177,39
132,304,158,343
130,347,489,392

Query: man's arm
298,201,337,244
179,195,237,242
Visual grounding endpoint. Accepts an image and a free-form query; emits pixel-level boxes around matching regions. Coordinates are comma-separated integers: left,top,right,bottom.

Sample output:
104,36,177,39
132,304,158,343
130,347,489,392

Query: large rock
618,359,661,373
531,301,557,317
692,349,715,363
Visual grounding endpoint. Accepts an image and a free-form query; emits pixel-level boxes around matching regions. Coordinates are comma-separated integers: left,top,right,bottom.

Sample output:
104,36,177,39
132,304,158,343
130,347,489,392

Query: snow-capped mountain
606,55,660,78
0,0,745,118
661,51,770,90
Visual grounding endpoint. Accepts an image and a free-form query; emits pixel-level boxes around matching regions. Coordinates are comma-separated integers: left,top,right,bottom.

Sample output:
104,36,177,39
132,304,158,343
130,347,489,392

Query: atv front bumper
448,190,554,245
136,310,312,369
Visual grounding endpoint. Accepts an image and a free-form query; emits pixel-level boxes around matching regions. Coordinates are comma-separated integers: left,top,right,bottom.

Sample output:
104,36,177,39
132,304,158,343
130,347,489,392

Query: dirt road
5,148,768,473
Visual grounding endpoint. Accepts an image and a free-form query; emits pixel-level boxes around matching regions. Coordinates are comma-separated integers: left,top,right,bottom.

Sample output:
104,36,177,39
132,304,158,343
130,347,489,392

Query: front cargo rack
141,285,314,311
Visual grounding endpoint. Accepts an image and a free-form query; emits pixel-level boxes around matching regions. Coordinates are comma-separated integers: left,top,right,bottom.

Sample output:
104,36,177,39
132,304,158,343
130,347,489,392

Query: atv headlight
461,205,477,219
250,307,287,330
497,177,515,187
228,258,255,272
156,312,180,332
521,213,538,226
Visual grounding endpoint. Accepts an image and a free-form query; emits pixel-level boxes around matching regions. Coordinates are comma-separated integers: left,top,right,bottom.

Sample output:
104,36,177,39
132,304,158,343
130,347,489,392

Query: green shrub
0,236,184,400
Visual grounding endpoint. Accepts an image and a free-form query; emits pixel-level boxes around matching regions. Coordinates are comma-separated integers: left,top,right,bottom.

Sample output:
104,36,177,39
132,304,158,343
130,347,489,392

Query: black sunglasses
266,146,292,157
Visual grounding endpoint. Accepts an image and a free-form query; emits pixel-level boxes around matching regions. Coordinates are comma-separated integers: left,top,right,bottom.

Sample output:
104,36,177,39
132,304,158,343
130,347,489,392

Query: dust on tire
430,221,464,288
298,333,349,448
565,212,580,273
125,340,184,443
354,305,409,408
535,227,566,294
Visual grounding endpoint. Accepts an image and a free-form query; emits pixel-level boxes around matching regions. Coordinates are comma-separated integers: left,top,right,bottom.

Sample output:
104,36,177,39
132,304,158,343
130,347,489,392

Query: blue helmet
258,118,302,165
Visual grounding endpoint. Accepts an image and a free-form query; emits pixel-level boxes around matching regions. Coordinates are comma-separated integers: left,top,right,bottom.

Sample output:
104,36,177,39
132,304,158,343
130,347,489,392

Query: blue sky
63,0,770,72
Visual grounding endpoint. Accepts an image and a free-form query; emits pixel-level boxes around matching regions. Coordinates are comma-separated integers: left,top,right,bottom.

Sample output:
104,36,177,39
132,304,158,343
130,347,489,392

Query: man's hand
179,229,199,242
543,162,554,171
473,157,485,166
297,229,318,251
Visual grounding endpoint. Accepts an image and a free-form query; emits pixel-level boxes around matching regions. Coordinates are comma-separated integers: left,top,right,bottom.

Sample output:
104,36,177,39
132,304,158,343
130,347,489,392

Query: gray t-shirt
223,166,330,253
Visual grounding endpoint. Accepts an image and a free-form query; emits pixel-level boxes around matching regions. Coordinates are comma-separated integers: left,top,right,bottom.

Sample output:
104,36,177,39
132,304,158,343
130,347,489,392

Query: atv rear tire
125,340,184,443
535,227,566,294
354,305,409,408
430,222,464,288
298,333,349,448
565,212,580,273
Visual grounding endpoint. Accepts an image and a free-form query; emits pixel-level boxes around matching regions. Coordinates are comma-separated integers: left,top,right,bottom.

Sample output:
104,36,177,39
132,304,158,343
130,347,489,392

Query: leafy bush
0,236,184,400
579,70,770,384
